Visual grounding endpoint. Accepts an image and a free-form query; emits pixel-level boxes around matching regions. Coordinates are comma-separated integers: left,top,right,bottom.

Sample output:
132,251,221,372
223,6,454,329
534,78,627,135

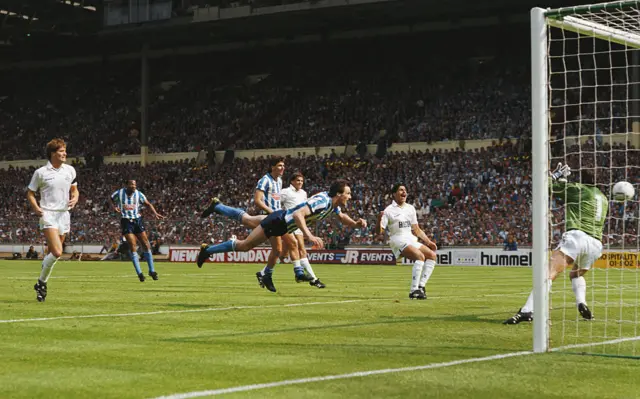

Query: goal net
531,1,640,356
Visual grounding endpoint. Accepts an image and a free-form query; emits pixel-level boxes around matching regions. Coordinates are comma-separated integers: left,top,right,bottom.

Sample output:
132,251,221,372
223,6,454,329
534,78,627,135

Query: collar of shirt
46,161,61,171
288,184,299,192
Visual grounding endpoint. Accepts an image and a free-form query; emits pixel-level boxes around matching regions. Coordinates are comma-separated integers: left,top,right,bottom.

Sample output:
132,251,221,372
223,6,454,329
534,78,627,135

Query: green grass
0,260,638,399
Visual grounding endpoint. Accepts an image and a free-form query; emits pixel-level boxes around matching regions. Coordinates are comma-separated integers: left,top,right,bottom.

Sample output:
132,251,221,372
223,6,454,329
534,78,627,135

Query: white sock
39,253,60,283
300,258,317,279
521,280,553,314
521,291,535,314
419,259,435,287
411,260,425,291
571,276,587,306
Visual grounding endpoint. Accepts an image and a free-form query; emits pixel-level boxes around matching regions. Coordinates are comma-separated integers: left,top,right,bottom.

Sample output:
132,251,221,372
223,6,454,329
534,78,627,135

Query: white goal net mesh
546,1,640,357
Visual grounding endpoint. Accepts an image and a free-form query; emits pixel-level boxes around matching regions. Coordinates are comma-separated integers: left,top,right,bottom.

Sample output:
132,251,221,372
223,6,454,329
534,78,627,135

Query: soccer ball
612,181,635,202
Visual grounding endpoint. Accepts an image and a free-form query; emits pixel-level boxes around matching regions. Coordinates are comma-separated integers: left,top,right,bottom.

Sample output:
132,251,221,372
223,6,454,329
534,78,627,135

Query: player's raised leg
196,224,269,268
200,197,264,228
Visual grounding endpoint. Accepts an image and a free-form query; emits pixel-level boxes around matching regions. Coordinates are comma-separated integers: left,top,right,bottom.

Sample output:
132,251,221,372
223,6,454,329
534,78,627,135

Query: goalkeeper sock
571,276,587,305
521,291,534,314
411,260,424,291
521,280,552,314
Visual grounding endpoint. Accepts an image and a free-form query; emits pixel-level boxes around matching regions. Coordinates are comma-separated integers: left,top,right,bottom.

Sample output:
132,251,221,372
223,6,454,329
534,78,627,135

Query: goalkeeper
504,163,608,324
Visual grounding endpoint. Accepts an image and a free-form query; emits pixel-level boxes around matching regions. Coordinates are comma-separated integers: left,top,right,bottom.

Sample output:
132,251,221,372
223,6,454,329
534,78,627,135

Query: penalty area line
150,351,534,399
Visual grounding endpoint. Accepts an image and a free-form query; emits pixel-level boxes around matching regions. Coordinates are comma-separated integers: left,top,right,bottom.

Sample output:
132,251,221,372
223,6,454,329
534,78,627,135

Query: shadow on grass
164,312,509,343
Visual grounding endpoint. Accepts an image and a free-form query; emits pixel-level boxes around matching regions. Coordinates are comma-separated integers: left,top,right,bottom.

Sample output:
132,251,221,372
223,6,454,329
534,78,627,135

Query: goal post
531,1,640,356
531,6,550,354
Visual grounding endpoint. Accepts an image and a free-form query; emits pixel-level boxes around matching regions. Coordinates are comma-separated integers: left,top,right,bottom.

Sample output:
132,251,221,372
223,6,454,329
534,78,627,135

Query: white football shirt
280,185,308,210
380,201,418,238
28,161,77,211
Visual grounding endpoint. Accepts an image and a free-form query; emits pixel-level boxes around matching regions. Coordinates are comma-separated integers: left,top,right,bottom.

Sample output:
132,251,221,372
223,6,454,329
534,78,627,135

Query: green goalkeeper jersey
551,182,608,241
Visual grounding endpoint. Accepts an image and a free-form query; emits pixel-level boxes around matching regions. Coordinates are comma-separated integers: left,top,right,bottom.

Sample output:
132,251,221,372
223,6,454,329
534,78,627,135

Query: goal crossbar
545,1,640,17
546,1,640,49
547,16,640,49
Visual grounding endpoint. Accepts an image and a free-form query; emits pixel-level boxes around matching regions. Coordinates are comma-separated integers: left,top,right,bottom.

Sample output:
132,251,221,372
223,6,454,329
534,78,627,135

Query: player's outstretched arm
292,206,324,249
337,212,367,229
145,201,165,219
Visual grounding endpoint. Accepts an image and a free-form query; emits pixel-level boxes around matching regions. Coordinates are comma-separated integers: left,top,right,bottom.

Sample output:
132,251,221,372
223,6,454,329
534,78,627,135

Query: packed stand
0,142,637,249
0,31,533,161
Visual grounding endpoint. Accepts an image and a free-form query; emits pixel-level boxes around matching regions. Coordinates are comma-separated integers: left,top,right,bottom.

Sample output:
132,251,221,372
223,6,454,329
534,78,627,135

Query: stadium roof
0,0,581,65
0,0,100,36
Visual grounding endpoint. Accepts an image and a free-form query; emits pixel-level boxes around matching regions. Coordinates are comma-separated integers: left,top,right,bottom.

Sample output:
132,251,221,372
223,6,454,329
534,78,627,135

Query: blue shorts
259,210,288,238
121,218,145,235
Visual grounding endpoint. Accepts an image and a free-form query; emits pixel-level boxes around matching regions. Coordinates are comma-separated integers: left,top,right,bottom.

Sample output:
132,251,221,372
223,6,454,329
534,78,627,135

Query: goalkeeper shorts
557,230,603,270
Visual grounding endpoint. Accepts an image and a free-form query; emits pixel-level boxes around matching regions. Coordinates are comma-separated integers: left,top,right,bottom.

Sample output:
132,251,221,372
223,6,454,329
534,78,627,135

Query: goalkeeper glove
550,162,571,181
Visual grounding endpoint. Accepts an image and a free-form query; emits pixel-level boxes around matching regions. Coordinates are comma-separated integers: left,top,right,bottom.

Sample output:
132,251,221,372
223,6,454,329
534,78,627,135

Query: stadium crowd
1,31,638,250
0,140,637,249
0,35,532,161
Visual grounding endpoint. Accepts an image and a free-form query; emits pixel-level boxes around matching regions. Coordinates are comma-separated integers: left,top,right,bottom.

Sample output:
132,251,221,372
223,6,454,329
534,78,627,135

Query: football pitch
0,261,637,399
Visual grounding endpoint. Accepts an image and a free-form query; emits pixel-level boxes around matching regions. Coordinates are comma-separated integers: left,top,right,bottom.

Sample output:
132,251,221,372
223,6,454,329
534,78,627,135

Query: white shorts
557,230,603,270
292,228,303,236
39,211,71,234
389,235,421,259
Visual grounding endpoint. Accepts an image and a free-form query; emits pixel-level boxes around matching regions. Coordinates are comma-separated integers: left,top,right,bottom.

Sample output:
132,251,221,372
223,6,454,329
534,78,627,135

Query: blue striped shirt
256,173,282,212
111,188,148,219
284,192,341,233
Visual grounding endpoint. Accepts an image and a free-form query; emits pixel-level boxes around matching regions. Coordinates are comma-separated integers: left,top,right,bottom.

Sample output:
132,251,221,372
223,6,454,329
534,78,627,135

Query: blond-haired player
27,138,79,302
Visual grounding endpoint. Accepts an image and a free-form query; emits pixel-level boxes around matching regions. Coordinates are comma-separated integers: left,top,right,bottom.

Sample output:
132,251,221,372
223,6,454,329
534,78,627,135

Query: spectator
504,234,518,251
26,246,39,259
